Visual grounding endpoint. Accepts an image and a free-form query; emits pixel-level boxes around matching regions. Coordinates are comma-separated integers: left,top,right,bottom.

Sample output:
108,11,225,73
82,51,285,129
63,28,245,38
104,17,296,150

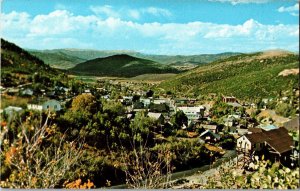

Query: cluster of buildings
1,81,299,167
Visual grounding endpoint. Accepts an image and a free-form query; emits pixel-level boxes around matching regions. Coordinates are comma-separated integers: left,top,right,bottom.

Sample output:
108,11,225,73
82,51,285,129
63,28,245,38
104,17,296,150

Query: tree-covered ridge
1,39,57,75
69,54,180,77
159,51,299,99
1,39,67,88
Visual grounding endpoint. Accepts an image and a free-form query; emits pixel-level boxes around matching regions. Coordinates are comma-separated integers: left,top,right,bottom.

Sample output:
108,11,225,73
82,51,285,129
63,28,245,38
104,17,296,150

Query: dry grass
0,95,31,109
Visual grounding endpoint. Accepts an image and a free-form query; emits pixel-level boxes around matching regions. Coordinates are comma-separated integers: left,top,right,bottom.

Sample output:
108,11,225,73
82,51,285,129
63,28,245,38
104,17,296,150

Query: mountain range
29,49,240,69
2,39,298,100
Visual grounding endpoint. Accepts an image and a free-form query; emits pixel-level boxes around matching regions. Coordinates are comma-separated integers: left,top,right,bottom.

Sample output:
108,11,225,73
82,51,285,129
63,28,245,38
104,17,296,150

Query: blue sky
1,0,299,55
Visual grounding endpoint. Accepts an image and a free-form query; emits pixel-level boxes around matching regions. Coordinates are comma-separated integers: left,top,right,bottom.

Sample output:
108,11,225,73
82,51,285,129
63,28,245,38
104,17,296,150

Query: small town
1,70,299,188
1,0,299,189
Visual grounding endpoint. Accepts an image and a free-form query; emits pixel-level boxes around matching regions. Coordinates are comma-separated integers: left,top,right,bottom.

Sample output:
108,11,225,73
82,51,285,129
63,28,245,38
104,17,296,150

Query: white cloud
128,9,140,19
89,5,172,20
1,10,298,54
278,3,299,16
208,0,271,5
90,5,119,18
143,7,172,17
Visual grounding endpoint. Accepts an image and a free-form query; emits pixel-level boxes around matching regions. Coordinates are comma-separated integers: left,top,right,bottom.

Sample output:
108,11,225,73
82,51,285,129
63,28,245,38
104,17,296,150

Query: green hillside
1,39,60,87
141,52,241,65
69,54,180,77
29,48,240,69
29,50,86,69
1,39,56,74
159,51,299,99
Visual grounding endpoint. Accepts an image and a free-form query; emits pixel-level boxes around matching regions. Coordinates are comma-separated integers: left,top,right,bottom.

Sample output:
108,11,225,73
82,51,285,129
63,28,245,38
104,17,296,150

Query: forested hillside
69,54,180,77
1,39,60,87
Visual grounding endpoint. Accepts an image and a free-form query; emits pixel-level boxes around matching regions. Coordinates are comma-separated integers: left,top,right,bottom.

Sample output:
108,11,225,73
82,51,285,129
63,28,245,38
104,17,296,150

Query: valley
1,39,299,189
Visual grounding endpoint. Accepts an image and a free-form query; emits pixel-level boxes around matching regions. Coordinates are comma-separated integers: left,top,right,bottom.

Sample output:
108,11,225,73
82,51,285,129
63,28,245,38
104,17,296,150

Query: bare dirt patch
278,68,299,77
257,50,293,59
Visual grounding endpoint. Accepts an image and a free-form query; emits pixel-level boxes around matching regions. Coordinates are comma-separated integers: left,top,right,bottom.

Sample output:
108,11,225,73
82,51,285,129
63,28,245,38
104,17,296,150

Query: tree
171,110,188,129
146,90,154,98
71,94,99,115
118,111,173,188
0,113,84,188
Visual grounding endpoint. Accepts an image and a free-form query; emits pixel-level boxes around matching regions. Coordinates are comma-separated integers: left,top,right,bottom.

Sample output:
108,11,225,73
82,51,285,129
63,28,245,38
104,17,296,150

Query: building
4,106,23,117
147,112,165,124
222,95,237,103
177,106,205,124
199,130,221,143
140,98,151,107
200,124,218,134
21,88,34,96
28,99,62,112
236,128,294,162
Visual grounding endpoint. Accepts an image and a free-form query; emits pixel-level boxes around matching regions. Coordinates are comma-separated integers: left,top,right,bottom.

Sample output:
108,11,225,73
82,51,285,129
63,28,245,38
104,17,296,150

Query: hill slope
29,49,240,69
159,51,299,99
29,50,86,69
1,39,60,86
69,54,180,77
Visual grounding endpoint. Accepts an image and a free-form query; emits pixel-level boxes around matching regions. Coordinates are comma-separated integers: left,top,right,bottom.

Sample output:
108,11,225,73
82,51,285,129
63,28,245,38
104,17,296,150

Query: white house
28,99,61,111
177,106,205,124
21,88,34,96
140,98,151,107
4,106,23,116
236,134,259,154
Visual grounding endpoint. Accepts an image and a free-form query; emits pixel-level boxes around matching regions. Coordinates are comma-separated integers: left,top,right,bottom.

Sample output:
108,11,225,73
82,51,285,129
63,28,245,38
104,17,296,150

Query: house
199,130,221,143
223,116,238,127
222,95,237,103
147,112,165,124
21,88,33,96
153,98,170,106
200,124,218,134
4,106,23,116
140,98,151,107
28,99,62,112
177,106,205,124
236,128,294,162
237,133,266,154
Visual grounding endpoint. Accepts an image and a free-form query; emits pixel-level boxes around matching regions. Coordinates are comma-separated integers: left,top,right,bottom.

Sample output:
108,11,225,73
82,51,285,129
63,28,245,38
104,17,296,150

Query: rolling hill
29,48,241,70
159,50,299,99
69,54,180,77
29,50,86,69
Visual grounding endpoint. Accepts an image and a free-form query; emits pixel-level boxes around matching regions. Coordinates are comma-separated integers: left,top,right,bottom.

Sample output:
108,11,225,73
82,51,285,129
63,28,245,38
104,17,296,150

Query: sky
1,0,299,55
